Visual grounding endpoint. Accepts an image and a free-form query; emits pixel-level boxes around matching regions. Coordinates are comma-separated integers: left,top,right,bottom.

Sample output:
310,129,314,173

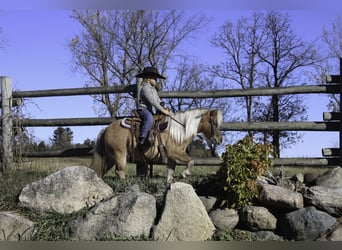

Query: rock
0,211,35,241
258,183,304,209
303,186,342,216
304,172,319,187
315,167,342,187
153,182,215,241
292,173,304,183
278,206,336,240
325,224,342,241
70,185,156,240
239,206,277,231
199,196,217,212
18,166,113,214
277,177,296,191
209,208,239,230
255,231,282,241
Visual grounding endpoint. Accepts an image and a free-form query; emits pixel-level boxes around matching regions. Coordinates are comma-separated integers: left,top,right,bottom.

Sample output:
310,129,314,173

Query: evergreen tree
50,127,73,150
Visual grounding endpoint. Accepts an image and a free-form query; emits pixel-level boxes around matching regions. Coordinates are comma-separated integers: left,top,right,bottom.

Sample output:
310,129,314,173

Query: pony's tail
90,128,107,178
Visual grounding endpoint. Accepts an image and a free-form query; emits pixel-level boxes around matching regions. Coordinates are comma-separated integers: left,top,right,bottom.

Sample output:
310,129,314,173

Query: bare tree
322,14,342,112
257,11,320,156
69,10,208,117
211,10,320,157
211,12,267,137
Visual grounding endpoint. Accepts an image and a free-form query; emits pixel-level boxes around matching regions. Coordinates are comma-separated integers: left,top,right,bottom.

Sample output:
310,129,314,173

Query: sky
0,2,342,157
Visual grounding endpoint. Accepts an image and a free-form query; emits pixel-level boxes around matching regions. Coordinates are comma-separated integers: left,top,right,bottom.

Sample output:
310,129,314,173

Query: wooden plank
17,118,340,132
220,121,339,132
12,84,341,99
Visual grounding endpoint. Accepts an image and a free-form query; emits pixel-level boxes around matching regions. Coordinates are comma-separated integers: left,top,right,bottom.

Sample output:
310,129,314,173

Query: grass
0,157,331,241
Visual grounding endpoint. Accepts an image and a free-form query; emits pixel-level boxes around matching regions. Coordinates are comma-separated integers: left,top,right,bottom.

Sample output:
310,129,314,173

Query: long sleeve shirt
138,83,164,113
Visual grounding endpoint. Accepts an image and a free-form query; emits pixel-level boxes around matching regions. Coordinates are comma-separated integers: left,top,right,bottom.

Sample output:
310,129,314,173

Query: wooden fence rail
1,59,342,173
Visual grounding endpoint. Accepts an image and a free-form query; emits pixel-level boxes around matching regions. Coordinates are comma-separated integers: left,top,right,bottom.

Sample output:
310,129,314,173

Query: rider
135,66,173,146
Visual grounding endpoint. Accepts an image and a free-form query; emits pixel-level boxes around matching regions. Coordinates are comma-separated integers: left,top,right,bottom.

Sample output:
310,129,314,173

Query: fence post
1,77,13,174
340,58,342,167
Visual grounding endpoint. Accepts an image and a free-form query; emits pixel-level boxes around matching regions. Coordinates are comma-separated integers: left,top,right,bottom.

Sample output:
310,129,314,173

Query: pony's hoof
180,170,191,178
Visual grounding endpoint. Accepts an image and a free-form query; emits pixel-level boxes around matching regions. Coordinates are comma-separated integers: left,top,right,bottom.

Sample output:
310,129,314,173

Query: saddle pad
121,117,169,132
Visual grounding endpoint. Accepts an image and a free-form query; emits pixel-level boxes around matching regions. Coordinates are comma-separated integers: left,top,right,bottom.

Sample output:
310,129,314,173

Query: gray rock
325,224,342,241
209,208,239,230
0,211,35,241
278,206,336,240
199,196,217,212
315,167,342,187
255,231,282,241
258,183,304,209
304,172,319,186
153,182,215,241
70,185,156,240
240,206,277,231
303,186,342,216
18,166,113,214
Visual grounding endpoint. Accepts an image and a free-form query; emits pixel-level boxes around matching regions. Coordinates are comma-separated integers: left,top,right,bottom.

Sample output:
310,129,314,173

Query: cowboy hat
135,66,166,79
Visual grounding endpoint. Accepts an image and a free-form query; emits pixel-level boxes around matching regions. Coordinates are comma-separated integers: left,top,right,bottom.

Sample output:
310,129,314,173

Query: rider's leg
137,109,154,144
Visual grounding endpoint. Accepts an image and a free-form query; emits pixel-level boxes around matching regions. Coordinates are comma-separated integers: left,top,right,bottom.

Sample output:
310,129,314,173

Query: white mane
169,109,209,144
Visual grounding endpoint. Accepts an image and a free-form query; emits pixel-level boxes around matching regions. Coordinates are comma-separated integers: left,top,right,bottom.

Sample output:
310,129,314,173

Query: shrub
216,136,273,209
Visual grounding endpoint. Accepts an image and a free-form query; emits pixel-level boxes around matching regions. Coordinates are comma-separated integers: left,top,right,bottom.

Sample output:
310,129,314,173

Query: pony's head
169,108,223,145
197,109,223,145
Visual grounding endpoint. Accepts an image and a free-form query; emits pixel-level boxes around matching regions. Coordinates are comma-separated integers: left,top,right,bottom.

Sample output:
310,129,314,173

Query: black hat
135,66,166,79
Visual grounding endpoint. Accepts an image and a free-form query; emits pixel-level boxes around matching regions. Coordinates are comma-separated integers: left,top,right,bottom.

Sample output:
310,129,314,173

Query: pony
90,108,223,183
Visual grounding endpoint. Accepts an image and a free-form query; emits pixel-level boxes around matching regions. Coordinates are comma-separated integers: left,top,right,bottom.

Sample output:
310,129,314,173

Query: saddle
121,110,169,135
120,110,169,163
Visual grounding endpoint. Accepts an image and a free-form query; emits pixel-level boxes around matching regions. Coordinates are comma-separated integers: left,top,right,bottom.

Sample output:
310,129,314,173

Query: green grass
0,157,331,241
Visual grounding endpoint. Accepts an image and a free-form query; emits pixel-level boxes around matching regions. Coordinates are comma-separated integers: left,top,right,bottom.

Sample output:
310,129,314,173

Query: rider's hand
164,109,173,116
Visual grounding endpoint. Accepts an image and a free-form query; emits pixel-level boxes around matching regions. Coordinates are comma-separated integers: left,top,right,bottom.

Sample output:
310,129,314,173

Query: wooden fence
1,59,342,173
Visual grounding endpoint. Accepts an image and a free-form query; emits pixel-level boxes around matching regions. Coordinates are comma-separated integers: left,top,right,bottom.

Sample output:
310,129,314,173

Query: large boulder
278,206,336,240
70,185,156,240
18,166,113,214
258,183,304,209
209,208,239,230
315,167,342,187
303,186,342,216
153,182,215,241
239,206,277,231
0,211,35,241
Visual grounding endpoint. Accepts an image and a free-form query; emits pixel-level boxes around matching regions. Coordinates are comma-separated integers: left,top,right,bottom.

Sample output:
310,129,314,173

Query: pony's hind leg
114,154,127,179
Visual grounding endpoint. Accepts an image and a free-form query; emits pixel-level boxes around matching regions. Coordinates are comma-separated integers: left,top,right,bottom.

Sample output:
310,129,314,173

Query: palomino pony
90,108,223,183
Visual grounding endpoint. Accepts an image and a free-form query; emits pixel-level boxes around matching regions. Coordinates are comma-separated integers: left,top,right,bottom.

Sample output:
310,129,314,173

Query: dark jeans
137,109,154,139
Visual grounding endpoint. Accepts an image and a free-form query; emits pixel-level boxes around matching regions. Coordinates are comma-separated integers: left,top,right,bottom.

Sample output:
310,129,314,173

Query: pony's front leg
166,160,176,183
181,159,195,178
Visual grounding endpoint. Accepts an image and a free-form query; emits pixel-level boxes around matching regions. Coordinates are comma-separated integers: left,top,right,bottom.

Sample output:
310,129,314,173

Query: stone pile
0,166,341,241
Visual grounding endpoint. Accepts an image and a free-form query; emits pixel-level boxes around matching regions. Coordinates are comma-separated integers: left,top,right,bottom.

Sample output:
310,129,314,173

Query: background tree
322,14,342,112
69,10,208,117
50,127,73,150
211,10,320,157
211,11,267,137
258,11,319,156
69,10,235,154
